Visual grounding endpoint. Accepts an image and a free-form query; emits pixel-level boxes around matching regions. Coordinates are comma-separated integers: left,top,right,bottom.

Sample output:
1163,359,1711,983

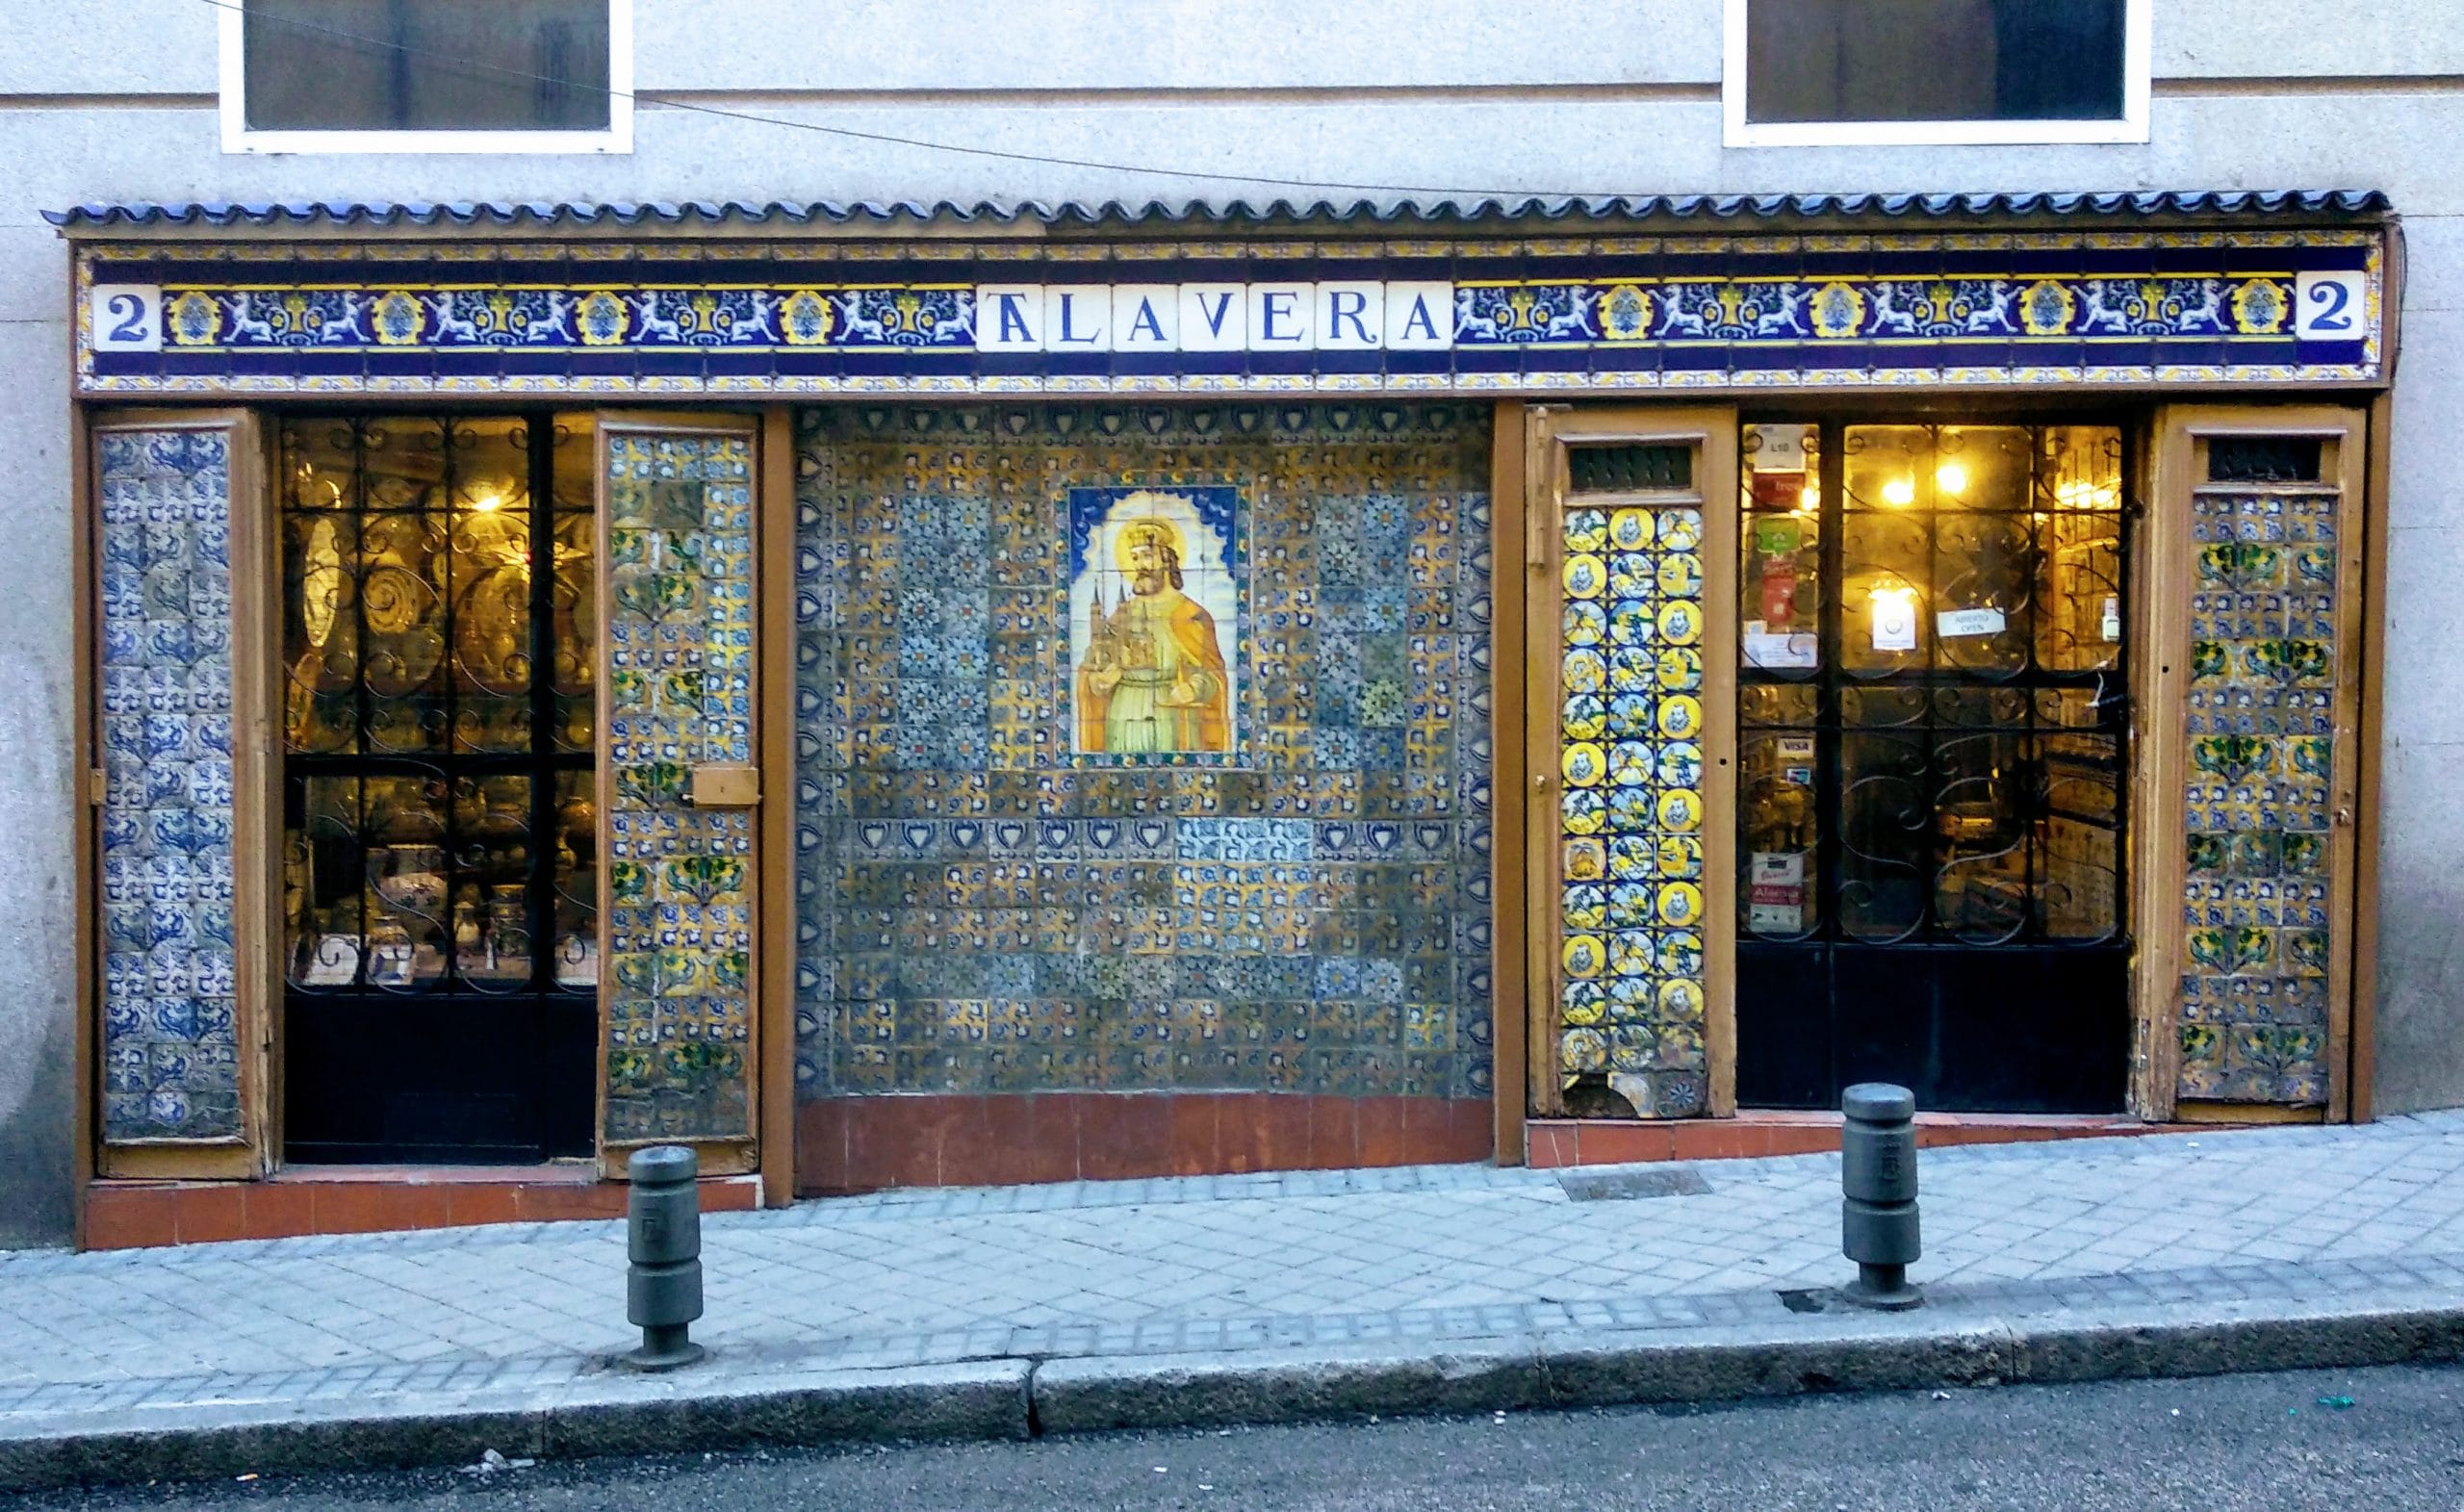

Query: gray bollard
620,1145,706,1371
1838,1083,1923,1310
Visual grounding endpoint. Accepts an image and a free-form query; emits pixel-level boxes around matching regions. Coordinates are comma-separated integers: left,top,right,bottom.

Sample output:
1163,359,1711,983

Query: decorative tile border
73,229,2385,396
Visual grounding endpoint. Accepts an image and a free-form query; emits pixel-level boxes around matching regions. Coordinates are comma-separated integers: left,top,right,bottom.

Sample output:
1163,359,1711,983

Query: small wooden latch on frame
687,763,761,809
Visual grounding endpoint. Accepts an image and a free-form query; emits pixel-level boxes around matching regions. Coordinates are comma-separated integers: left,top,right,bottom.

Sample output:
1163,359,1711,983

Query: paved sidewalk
8,1115,2464,1489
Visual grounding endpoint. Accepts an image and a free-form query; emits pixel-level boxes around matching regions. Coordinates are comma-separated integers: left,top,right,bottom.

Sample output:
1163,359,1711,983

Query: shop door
278,414,601,1163
1733,421,2133,1113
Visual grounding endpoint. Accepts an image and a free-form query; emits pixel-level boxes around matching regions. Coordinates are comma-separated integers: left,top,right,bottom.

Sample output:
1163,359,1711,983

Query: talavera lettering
976,280,1454,353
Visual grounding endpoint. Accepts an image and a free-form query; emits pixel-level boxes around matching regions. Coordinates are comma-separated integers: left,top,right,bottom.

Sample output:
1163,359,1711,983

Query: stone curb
8,1294,2464,1493
0,1361,1032,1494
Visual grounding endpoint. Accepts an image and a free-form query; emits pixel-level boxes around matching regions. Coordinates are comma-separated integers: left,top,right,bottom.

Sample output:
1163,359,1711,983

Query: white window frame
219,0,632,154
1722,0,2151,148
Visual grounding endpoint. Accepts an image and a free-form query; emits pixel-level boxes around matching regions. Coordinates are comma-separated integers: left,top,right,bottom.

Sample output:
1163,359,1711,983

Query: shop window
219,0,631,153
277,415,599,1162
1734,420,2132,1113
1724,0,2149,147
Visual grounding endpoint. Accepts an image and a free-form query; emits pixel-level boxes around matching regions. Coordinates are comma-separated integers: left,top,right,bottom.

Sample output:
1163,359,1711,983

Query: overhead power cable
200,0,1633,201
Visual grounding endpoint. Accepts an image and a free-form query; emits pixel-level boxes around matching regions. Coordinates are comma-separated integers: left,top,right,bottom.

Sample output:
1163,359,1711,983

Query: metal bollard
1838,1083,1922,1310
620,1145,706,1371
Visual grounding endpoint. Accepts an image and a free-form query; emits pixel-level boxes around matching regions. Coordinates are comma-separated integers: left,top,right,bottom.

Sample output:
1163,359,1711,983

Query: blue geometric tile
793,403,1496,1101
95,427,240,1142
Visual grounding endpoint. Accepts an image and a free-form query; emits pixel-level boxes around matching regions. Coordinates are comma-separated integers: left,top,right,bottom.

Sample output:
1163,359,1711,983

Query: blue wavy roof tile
44,190,2391,233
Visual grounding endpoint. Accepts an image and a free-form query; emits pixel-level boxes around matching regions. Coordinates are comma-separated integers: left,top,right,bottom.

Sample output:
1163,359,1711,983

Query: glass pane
278,415,597,1005
359,419,451,755
285,774,364,989
2040,716,2121,941
1933,725,2030,945
1745,0,2128,124
2038,426,2126,673
448,420,535,754
449,774,533,991
550,415,597,754
1739,728,1819,940
551,767,598,993
1838,730,1929,942
1741,423,1821,675
243,0,611,132
360,772,449,989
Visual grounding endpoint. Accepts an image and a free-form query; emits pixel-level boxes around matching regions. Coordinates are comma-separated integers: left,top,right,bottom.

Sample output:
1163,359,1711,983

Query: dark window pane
1746,0,2126,124
1568,444,1693,493
244,0,610,132
2208,437,2323,484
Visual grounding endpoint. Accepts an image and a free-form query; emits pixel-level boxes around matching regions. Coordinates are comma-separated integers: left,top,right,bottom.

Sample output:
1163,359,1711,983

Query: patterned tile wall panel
792,403,1494,1101
97,428,241,1141
1553,503,1710,1118
2177,482,2341,1105
603,430,757,1141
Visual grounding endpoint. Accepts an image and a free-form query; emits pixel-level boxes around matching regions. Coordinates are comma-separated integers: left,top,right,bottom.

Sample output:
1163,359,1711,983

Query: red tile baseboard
1524,1112,2246,1167
82,1171,761,1251
796,1092,1495,1196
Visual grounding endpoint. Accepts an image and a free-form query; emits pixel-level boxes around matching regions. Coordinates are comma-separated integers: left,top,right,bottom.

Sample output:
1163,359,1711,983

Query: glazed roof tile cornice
46,190,2394,240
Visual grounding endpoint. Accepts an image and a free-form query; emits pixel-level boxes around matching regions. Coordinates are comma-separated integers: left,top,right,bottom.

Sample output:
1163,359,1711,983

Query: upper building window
1724,0,2149,147
219,0,632,153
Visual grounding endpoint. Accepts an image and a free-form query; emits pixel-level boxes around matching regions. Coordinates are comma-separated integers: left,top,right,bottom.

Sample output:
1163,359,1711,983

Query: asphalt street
14,1363,2464,1511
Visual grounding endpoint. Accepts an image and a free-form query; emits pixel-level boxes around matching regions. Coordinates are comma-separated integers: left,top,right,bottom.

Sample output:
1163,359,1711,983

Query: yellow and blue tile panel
1555,502,1710,1118
2178,484,2341,1106
603,430,758,1142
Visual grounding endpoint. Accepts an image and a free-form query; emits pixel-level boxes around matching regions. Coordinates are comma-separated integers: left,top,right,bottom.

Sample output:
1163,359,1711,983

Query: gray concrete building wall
2,0,2458,1243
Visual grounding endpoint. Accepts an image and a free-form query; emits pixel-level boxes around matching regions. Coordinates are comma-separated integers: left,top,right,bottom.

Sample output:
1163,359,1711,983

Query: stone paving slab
4,1114,2464,1487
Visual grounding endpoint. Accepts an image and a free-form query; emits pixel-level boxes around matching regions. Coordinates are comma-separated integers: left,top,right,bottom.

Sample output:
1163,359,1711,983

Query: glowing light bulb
1796,483,1818,514
1935,463,1969,496
1882,476,1916,508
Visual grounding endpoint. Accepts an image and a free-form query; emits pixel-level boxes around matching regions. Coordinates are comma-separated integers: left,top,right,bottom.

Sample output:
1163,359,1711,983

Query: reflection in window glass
244,0,611,133
278,416,597,999
1744,0,2128,125
1735,421,2126,949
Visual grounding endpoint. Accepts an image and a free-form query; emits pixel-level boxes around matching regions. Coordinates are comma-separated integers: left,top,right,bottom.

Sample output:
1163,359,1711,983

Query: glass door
1734,420,2132,1113
277,413,599,1162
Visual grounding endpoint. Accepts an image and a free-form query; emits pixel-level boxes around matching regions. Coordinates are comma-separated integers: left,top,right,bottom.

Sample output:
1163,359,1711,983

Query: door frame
1520,404,1742,1121
593,410,779,1181
85,408,275,1182
2137,404,2370,1124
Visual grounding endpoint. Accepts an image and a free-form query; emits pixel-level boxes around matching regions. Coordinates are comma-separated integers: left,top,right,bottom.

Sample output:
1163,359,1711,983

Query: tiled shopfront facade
49,192,2400,1233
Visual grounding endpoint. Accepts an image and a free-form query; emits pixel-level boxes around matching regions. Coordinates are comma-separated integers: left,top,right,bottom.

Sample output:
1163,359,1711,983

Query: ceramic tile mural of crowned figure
1068,486,1240,759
